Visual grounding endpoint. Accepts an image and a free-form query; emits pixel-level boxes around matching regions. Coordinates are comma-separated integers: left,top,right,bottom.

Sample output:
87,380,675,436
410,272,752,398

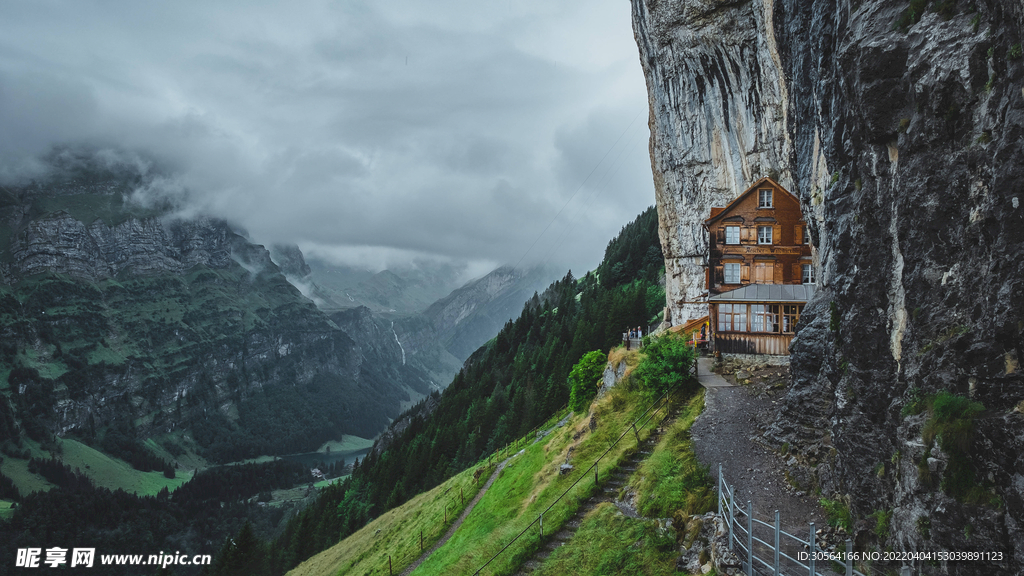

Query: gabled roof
709,283,816,303
704,176,796,226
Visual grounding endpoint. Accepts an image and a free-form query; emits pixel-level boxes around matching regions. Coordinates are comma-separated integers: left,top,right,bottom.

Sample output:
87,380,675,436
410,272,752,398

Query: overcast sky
0,1,655,278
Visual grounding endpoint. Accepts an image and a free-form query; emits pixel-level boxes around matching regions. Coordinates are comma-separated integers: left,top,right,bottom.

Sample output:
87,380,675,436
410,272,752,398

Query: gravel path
692,361,828,535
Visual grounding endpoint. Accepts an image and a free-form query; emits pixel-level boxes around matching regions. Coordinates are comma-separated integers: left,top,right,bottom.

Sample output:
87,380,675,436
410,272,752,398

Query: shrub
870,509,893,539
568,350,608,413
1010,44,1023,60
820,497,853,531
633,334,697,397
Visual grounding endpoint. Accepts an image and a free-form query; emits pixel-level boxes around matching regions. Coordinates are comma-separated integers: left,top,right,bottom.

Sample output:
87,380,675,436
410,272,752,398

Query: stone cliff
633,0,1024,572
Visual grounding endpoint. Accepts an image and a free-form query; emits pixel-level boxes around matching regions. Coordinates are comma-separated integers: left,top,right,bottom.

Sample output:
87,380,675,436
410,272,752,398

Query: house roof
708,283,816,303
704,176,795,226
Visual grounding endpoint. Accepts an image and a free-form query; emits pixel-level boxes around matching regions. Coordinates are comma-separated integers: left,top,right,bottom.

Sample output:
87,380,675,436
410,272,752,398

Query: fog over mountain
0,1,655,276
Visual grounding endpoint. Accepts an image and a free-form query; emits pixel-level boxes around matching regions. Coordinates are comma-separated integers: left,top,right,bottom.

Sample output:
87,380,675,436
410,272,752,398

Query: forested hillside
208,206,665,576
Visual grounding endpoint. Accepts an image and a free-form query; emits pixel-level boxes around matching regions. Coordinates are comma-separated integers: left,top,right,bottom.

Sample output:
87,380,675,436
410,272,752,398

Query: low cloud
0,0,656,275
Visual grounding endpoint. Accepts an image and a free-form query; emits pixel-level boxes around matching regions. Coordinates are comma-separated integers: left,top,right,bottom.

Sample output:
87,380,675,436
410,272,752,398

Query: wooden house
704,178,814,356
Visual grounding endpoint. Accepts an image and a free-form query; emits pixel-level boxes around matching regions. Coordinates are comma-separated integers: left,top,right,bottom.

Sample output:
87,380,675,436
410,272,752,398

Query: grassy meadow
407,384,675,576
287,459,490,576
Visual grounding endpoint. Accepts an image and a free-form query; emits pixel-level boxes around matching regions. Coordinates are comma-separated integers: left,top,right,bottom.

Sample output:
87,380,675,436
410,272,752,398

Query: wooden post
632,423,640,443
461,487,464,505
420,530,423,552
389,555,392,576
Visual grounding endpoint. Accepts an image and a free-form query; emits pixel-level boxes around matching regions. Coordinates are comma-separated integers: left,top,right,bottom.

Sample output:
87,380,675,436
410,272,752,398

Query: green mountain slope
210,206,666,575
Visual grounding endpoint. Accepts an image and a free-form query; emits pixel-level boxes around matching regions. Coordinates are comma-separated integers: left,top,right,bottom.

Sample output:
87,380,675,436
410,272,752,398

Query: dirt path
400,455,514,576
692,358,828,535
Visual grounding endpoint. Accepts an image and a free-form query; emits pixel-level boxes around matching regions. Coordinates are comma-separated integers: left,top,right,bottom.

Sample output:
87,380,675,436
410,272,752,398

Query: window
758,189,773,208
751,304,779,333
717,304,747,332
725,226,740,245
802,225,810,244
758,226,773,245
802,264,816,284
783,305,802,333
724,263,740,284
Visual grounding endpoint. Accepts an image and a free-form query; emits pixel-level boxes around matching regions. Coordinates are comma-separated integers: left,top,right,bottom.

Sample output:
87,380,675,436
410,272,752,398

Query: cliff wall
633,0,1024,572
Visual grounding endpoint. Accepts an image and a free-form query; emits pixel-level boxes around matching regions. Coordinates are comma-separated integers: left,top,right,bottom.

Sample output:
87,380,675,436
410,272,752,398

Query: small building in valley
704,177,814,357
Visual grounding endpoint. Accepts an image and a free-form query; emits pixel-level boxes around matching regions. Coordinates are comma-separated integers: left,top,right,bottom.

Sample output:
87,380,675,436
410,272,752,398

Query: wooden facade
704,178,815,356
705,177,812,293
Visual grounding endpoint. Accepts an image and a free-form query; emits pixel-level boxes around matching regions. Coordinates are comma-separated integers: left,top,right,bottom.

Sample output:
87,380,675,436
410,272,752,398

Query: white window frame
758,189,773,208
802,225,810,244
802,263,816,284
757,226,773,245
725,226,740,245
723,263,740,284
717,303,747,332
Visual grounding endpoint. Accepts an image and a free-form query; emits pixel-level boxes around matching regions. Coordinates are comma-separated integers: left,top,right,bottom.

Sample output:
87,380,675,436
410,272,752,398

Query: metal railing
718,464,867,576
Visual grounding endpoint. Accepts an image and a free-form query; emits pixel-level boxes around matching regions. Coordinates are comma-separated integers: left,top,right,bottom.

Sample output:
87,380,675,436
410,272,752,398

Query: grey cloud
0,0,655,274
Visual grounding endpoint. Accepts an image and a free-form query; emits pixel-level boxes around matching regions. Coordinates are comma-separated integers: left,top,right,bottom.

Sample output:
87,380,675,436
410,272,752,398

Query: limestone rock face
633,0,1024,572
631,0,793,322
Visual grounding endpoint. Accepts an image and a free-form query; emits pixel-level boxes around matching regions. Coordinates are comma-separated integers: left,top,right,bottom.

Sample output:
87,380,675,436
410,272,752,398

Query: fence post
461,487,464,506
421,530,423,552
389,555,392,576
774,510,780,576
717,464,722,516
846,539,853,576
809,522,816,576
746,501,753,576
540,513,544,537
595,465,598,485
728,485,735,550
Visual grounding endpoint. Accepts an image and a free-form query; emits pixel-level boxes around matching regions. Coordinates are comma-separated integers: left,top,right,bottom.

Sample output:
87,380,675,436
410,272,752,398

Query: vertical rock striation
633,0,1024,572
631,0,794,323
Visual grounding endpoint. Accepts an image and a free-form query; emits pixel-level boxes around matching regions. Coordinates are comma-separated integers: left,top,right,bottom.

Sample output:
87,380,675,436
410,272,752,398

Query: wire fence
372,404,571,576
471,389,676,575
718,465,867,576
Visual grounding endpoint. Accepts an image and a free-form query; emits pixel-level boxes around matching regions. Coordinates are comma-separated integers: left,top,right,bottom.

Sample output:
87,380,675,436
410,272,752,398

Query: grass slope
409,385,673,576
629,391,714,518
287,460,487,576
532,390,712,576
59,439,188,495
0,458,54,495
0,500,13,520
533,503,678,575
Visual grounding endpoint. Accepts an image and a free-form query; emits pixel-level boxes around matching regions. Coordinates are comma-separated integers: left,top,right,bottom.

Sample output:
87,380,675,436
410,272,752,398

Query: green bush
568,350,608,413
820,497,853,531
633,334,697,397
869,509,893,539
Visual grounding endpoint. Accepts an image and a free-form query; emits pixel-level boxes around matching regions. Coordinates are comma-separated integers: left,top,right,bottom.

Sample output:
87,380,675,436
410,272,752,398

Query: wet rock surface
632,0,1024,571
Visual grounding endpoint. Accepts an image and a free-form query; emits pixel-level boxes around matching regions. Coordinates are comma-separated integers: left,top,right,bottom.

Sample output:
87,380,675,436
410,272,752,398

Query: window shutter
773,262,783,283
741,263,750,282
772,224,781,245
792,263,801,283
714,265,723,285
794,225,802,245
716,227,725,245
741,227,752,243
